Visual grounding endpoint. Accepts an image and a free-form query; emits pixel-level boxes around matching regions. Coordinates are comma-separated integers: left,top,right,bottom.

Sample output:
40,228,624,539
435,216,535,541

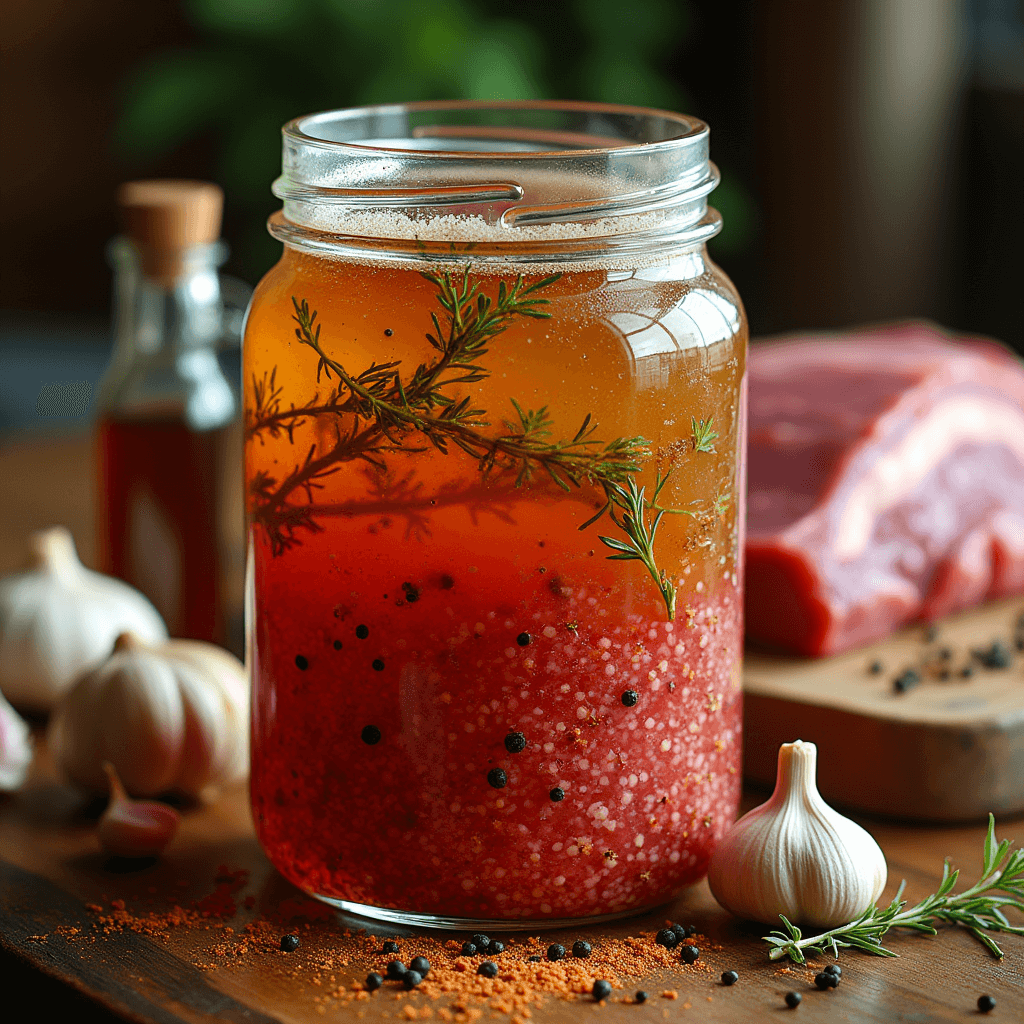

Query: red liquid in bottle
98,416,225,642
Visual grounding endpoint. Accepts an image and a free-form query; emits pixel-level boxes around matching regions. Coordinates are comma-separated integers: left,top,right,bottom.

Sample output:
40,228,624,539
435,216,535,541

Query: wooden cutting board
743,598,1024,823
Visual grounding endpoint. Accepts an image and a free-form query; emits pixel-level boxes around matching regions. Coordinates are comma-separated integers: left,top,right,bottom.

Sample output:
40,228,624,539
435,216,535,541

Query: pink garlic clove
98,761,180,857
0,691,32,791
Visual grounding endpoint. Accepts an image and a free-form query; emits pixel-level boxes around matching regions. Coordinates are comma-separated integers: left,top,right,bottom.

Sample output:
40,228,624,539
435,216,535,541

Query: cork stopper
117,180,223,285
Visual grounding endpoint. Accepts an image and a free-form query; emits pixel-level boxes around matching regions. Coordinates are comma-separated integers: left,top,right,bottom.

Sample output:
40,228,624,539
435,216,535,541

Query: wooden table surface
2,433,1024,1023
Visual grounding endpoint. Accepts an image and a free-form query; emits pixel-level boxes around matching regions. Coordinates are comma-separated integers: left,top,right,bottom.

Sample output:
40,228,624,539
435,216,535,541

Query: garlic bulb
98,761,180,857
0,689,32,791
0,527,166,711
707,739,887,928
49,632,248,798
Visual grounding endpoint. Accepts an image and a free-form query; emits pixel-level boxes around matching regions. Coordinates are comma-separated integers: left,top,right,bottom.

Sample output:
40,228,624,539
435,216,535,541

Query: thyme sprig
764,815,1024,963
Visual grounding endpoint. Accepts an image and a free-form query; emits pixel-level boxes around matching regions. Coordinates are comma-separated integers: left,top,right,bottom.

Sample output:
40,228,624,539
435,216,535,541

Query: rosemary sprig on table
764,815,1024,963
246,270,711,617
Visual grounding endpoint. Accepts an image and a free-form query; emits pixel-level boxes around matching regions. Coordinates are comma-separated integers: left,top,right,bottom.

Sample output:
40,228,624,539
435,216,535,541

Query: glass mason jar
245,101,747,928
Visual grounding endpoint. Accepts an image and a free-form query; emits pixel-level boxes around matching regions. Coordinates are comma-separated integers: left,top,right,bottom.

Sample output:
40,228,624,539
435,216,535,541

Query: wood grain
745,598,1024,821
2,745,1023,1024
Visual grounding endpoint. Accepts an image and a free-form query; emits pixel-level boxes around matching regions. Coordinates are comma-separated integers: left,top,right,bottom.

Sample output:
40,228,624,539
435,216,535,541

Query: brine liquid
245,249,746,922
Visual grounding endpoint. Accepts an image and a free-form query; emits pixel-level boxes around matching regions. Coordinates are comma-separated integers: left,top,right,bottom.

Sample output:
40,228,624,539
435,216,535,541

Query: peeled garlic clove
707,739,887,929
0,689,32,791
98,761,179,858
0,527,166,711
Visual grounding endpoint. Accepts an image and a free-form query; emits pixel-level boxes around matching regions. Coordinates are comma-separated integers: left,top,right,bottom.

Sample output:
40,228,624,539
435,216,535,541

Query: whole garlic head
707,739,887,928
0,527,166,711
0,689,32,791
49,632,248,799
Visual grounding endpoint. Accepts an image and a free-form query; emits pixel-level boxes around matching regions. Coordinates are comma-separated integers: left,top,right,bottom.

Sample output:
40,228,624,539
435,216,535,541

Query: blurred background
0,0,1021,563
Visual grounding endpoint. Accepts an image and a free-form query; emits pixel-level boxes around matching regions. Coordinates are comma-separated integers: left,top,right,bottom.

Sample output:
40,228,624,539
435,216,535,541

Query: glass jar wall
245,102,747,928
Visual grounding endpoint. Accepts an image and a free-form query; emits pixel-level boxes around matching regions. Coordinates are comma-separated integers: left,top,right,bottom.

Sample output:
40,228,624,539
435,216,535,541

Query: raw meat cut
745,323,1024,656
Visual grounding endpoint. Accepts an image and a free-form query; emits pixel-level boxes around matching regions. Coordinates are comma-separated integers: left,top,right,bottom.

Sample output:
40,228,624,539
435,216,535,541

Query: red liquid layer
250,505,742,922
97,417,224,642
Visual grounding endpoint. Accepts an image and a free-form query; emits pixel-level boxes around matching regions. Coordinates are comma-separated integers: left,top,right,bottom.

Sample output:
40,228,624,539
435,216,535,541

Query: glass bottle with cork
96,180,243,646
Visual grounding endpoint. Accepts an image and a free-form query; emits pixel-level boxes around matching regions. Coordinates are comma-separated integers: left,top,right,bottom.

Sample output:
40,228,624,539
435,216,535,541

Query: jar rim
271,100,721,264
284,99,708,159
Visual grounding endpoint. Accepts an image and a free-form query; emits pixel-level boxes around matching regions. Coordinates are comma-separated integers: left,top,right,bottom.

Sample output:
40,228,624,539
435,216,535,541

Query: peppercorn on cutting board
743,597,1024,822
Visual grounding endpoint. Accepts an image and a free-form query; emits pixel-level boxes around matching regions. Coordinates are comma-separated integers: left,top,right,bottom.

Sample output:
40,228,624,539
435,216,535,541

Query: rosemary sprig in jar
764,814,1024,963
247,269,719,618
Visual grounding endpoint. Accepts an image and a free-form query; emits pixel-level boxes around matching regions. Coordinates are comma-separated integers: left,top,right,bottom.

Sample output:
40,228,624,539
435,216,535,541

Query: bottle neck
99,237,236,430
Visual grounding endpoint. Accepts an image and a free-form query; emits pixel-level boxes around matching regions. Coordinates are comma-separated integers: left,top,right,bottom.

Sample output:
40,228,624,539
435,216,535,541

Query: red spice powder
75,871,720,1018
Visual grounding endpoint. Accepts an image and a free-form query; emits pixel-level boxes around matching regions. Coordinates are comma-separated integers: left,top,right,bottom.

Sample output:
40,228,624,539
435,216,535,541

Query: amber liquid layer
245,250,746,921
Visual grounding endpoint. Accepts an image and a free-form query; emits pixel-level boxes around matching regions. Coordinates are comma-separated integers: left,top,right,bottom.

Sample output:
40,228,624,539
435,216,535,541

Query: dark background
1,0,1021,363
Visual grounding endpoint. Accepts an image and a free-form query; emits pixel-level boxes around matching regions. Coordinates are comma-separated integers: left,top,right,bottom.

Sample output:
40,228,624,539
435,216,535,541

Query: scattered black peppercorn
294,655,308,671
572,940,592,958
823,964,841,977
528,955,542,962
635,991,648,1004
939,668,951,680
504,731,527,753
280,934,300,952
384,328,393,336
721,970,739,986
461,941,478,955
814,972,838,990
361,724,382,745
386,960,407,979
372,658,385,671
401,582,419,603
977,641,1012,669
655,928,679,949
440,574,455,589
489,941,505,955
547,943,566,961
593,980,612,1001
669,923,686,938
477,961,498,977
381,939,399,954
961,664,975,678
621,690,639,707
868,659,883,674
549,787,565,802
978,994,996,1012
679,945,700,964
785,991,802,1008
487,768,508,789
403,971,422,989
471,933,489,948
333,640,342,650
409,956,430,976
516,631,531,646
939,646,952,660
893,668,921,694
355,624,369,639
365,972,383,991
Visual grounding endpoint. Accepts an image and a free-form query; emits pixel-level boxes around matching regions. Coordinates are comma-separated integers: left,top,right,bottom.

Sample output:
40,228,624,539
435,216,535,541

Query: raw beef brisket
746,324,1024,656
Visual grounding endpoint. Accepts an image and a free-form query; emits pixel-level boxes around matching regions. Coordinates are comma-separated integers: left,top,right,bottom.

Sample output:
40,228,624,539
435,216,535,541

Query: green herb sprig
246,269,721,617
691,416,719,453
764,815,1024,963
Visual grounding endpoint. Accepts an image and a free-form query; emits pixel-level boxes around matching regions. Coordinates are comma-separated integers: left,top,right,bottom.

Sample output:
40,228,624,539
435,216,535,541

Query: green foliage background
117,0,754,281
